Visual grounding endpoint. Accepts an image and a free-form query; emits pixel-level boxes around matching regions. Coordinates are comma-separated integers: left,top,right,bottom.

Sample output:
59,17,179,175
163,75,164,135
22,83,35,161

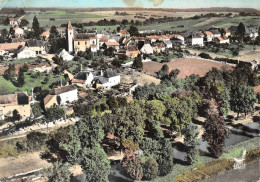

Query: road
201,160,260,182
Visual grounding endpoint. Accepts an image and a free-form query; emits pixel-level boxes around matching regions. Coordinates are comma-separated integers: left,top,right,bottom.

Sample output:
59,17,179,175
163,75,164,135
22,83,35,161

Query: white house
186,33,204,46
245,28,259,39
214,36,230,44
52,85,78,105
17,47,37,59
72,69,96,87
204,31,214,42
211,30,221,38
13,27,24,37
140,44,154,54
9,18,19,27
58,49,74,61
163,40,173,48
94,68,120,89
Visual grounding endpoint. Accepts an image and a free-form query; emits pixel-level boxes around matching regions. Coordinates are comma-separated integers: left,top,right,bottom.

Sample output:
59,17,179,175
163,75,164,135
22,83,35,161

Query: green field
0,76,17,95
137,16,260,32
0,72,65,95
24,10,106,27
1,58,38,66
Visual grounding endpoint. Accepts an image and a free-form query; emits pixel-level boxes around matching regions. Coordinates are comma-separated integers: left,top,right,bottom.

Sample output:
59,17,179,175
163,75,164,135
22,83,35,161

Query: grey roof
163,40,172,45
94,77,108,84
103,68,118,78
26,39,45,47
211,30,221,35
74,33,96,40
246,28,258,34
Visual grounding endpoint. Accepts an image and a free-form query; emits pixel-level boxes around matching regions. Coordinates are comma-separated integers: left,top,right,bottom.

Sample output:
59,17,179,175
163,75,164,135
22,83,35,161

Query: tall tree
184,123,199,164
231,85,257,118
157,64,169,80
4,64,16,80
61,116,111,181
132,55,143,70
32,16,41,39
17,68,25,87
202,113,228,158
128,25,139,36
237,22,246,42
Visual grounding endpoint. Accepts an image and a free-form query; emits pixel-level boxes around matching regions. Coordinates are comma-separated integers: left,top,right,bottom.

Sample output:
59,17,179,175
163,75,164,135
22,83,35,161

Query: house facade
0,92,31,120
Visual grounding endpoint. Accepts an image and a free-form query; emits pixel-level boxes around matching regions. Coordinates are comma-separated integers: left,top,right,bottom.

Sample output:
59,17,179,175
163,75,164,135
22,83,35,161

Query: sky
1,0,260,9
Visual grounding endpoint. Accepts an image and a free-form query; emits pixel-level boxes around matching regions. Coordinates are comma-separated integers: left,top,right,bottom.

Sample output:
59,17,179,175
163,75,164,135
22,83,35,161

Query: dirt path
0,151,50,179
194,17,225,27
201,160,260,182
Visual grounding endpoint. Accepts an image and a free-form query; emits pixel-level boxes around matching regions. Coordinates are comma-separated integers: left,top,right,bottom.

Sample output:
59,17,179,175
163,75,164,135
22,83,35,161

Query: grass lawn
153,137,260,182
1,58,38,66
0,71,65,95
0,76,17,95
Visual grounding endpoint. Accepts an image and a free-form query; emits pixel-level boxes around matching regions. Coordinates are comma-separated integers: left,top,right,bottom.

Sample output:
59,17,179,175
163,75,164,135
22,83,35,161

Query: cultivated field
121,71,160,85
142,58,234,78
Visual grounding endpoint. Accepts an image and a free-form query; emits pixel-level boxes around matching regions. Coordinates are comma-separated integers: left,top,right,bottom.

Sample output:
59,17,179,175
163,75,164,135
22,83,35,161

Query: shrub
175,159,234,182
244,148,260,164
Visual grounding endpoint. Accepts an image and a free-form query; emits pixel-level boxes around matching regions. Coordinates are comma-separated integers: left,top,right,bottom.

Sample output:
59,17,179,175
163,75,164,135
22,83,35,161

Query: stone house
0,92,31,120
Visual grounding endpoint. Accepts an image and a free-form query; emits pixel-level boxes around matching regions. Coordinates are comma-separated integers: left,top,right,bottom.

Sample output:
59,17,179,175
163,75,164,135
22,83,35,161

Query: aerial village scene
0,0,259,181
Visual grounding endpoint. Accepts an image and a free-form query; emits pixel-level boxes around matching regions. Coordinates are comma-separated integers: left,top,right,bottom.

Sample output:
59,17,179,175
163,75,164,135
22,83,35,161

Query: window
78,42,80,45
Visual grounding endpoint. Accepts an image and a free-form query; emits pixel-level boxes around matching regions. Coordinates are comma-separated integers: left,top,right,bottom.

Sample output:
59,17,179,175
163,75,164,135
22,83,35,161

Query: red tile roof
44,94,56,106
53,85,77,95
105,41,119,46
120,29,130,36
0,42,25,51
41,31,50,37
205,31,213,36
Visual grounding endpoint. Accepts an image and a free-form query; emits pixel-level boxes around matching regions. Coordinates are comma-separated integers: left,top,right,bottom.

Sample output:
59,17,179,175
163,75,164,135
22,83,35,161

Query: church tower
66,21,74,53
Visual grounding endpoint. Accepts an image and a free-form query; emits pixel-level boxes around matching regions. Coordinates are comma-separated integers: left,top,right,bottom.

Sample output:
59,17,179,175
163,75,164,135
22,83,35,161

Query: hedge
244,148,260,164
175,159,234,182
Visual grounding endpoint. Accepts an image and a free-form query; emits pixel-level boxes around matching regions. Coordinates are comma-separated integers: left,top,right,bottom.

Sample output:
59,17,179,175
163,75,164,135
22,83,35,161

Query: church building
66,21,99,53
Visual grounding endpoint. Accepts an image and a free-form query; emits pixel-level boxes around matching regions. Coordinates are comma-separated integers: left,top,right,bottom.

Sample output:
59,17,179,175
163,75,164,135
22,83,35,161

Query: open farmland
24,10,106,27
142,58,234,78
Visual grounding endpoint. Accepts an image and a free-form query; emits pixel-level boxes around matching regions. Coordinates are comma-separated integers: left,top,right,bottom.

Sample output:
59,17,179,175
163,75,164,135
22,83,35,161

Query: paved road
202,160,260,182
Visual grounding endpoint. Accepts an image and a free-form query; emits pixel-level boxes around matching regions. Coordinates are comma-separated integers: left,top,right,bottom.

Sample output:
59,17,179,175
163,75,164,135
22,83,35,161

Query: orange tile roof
105,41,119,46
41,31,50,37
120,29,130,36
0,42,25,51
72,79,85,84
217,36,224,41
9,18,17,21
146,35,160,40
99,35,109,42
205,31,213,36
44,94,56,106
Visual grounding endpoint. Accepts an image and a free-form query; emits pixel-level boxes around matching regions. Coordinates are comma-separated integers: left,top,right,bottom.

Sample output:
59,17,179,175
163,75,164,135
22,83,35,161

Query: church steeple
66,21,74,53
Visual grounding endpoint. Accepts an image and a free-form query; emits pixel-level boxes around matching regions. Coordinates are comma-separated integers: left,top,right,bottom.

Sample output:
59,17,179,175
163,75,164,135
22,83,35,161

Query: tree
111,57,122,68
157,64,169,80
231,85,257,118
45,106,65,122
61,116,110,182
80,146,111,182
128,25,139,36
32,16,41,39
142,158,159,180
43,162,71,182
184,123,199,164
132,55,143,70
20,19,29,27
219,88,231,118
17,68,25,87
237,22,246,42
202,113,228,158
4,64,16,80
